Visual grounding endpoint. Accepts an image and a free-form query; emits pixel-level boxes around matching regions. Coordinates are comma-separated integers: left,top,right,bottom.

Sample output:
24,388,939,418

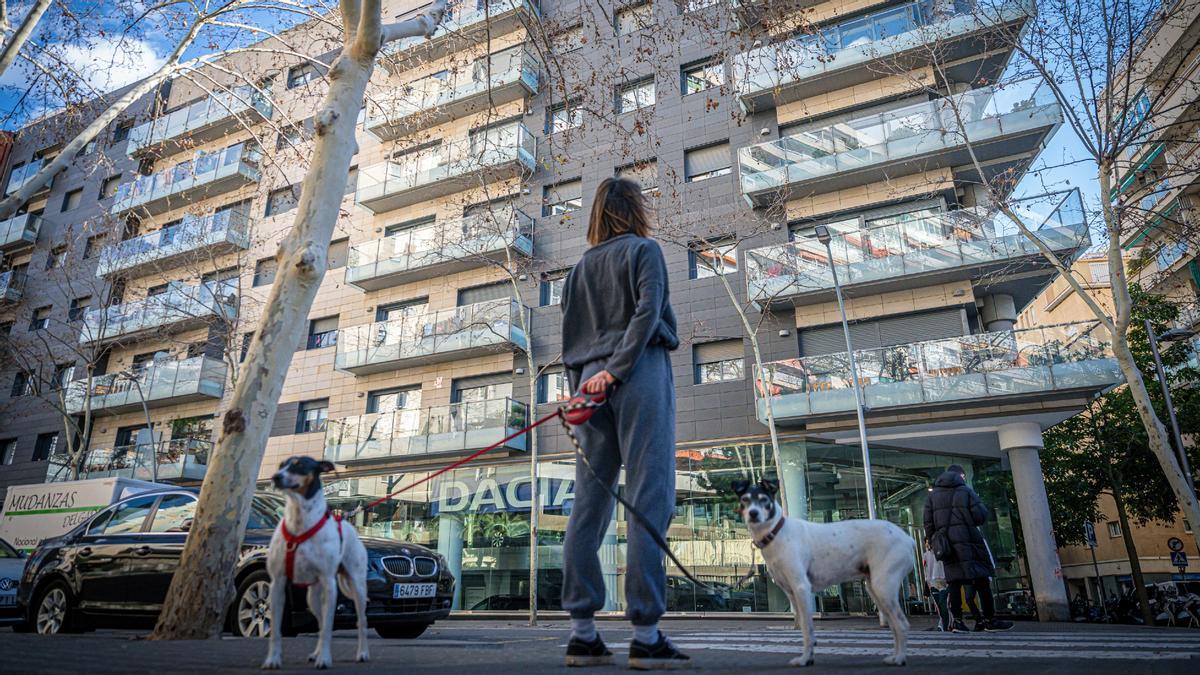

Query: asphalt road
2,618,1199,673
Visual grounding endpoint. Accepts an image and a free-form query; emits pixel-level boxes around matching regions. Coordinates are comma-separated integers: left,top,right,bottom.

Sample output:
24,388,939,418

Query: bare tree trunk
1109,485,1155,627
0,0,52,78
150,0,445,640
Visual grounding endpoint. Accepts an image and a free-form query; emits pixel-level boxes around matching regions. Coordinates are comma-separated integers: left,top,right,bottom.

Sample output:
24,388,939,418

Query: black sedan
15,488,453,638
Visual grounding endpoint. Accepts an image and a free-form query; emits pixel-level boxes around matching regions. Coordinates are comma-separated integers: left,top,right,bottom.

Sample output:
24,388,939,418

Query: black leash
560,394,716,591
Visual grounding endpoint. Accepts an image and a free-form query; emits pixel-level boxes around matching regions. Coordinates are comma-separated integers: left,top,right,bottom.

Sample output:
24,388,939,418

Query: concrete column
437,515,464,610
980,293,1017,332
999,422,1070,622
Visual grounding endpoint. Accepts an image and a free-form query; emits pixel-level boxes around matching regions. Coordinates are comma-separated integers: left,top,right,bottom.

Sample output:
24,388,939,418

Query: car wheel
375,622,430,639
233,570,293,638
34,581,78,635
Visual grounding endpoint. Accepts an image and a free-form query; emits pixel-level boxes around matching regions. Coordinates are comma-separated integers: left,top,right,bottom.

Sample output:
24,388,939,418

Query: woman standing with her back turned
559,177,688,670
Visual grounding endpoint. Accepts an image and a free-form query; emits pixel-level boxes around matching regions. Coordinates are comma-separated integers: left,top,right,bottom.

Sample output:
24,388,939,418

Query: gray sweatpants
562,346,676,626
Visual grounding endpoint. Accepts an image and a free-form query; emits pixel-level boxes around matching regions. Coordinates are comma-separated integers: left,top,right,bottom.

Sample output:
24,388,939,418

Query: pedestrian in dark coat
923,464,1013,632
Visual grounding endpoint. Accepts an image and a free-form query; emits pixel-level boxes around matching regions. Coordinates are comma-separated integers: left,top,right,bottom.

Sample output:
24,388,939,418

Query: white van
0,478,162,553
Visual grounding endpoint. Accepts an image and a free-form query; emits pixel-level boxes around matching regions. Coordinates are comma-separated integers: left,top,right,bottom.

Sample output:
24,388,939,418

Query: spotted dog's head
272,456,335,500
732,479,780,526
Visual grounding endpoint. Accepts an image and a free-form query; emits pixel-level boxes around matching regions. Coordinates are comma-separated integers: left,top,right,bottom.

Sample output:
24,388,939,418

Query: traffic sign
1167,537,1185,553
1170,551,1188,568
1084,522,1097,548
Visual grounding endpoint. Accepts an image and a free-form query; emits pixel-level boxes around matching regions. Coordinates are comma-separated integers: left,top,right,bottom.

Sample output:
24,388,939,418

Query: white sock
632,623,658,645
571,617,597,642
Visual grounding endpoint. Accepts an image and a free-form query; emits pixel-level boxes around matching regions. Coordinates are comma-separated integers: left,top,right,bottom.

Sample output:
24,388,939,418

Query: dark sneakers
565,634,614,667
950,619,971,633
628,632,691,671
976,619,1015,632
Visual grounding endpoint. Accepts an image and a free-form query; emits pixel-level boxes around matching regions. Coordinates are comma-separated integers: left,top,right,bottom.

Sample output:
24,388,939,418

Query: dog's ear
731,479,750,496
317,460,335,474
759,478,780,497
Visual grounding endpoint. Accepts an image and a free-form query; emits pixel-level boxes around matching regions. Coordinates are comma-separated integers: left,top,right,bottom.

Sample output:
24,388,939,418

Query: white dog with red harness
262,457,369,670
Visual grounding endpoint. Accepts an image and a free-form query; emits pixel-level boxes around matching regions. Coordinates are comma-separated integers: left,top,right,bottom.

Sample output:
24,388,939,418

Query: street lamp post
1146,321,1195,497
815,225,877,520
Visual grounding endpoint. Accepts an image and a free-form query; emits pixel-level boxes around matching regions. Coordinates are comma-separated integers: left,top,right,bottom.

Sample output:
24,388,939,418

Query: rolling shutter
456,281,514,306
685,143,731,180
693,339,745,364
799,308,967,356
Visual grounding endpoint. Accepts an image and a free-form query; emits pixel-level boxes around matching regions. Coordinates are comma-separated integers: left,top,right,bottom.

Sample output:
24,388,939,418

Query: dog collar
279,510,342,586
755,517,786,549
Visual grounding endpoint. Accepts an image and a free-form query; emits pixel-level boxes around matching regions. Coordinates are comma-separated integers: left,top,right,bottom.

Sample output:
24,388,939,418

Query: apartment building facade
0,0,1121,619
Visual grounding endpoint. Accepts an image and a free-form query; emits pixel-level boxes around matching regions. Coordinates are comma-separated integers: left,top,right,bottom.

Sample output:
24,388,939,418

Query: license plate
393,583,436,600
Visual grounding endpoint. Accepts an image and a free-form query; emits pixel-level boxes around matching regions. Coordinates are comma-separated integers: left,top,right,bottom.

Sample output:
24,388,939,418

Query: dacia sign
432,475,576,515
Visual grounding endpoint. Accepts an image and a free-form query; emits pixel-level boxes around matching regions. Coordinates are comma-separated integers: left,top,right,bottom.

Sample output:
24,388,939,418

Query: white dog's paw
313,655,332,670
356,650,370,663
261,656,282,670
788,656,815,667
883,654,906,666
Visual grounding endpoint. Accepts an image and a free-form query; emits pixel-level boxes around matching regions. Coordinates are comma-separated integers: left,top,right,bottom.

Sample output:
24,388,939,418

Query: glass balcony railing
127,86,274,155
366,46,540,139
335,298,529,373
746,189,1089,304
325,397,528,463
0,269,23,303
5,158,45,195
0,213,41,250
63,355,227,414
733,0,1032,109
755,321,1121,421
346,206,534,289
1139,176,1173,213
1156,237,1189,271
97,208,252,277
383,0,540,58
112,142,261,215
738,81,1062,205
356,122,536,213
46,438,212,483
80,280,237,345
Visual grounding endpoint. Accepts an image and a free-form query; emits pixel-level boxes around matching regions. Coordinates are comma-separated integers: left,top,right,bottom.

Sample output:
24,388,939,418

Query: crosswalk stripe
664,634,1200,650
667,642,1199,660
680,631,1200,645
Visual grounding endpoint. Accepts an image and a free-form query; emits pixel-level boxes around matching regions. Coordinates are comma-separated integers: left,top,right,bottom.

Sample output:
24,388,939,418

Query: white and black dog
262,457,370,670
732,479,914,667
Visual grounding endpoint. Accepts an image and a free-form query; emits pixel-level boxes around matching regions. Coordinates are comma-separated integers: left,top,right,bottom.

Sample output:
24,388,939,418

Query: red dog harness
279,510,343,588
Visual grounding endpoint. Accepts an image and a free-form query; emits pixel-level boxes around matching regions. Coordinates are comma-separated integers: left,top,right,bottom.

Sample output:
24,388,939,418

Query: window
453,373,514,404
53,364,75,390
366,387,421,414
345,166,358,195
148,494,197,533
307,316,339,350
547,101,584,135
100,174,122,199
46,245,67,270
32,432,58,461
265,185,300,217
61,188,82,212
253,257,277,286
691,238,738,278
328,238,349,270
682,0,719,11
240,332,254,362
287,63,319,89
617,78,655,114
541,270,569,306
29,306,52,330
276,125,303,151
694,340,745,384
554,24,585,53
682,58,725,95
104,495,157,534
296,399,329,434
82,139,98,155
0,439,16,465
376,298,428,322
112,121,133,143
146,283,169,296
457,281,513,306
538,369,571,404
543,179,583,216
685,142,731,182
616,3,654,35
0,321,11,336
1089,262,1111,283
1185,519,1193,534
618,160,658,195
1106,522,1122,538
84,234,105,259
69,296,91,322
10,371,33,397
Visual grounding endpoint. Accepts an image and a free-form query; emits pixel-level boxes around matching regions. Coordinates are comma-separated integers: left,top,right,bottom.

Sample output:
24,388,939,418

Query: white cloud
56,37,168,93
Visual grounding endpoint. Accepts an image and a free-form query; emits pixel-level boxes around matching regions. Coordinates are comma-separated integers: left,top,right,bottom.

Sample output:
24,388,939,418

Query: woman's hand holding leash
581,369,616,394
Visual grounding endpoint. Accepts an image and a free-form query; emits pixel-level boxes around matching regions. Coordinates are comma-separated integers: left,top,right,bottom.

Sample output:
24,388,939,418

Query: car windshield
248,495,284,529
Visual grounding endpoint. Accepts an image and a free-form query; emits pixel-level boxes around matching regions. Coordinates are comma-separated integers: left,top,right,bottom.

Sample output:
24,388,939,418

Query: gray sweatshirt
561,233,679,383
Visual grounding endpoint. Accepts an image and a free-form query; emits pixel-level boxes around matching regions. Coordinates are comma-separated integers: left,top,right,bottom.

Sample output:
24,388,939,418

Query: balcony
96,208,252,278
5,158,46,196
80,280,237,346
356,121,536,213
45,439,212,484
366,46,540,141
335,298,529,375
733,0,1033,112
126,86,274,157
111,142,261,216
63,355,227,415
382,0,540,65
738,82,1063,207
0,213,41,252
755,321,1122,424
0,269,23,303
346,206,534,290
1156,237,1189,272
325,398,528,465
746,189,1089,308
